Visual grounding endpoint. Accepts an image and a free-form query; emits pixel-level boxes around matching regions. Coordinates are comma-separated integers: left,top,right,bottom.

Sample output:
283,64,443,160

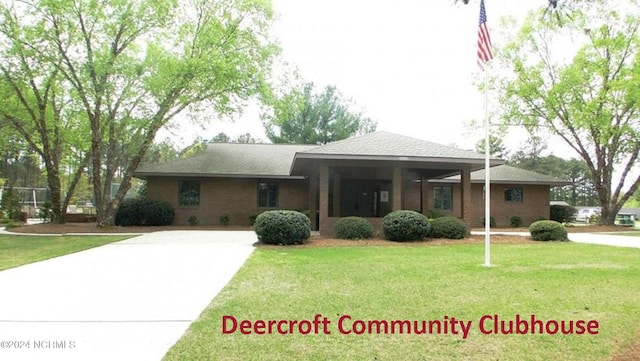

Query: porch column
461,167,472,229
421,178,430,215
332,172,341,217
319,164,330,236
309,174,319,231
392,167,402,211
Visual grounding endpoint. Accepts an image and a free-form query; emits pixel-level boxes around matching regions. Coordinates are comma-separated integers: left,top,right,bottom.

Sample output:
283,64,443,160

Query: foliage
429,216,468,239
499,2,640,225
0,186,22,221
510,215,523,228
382,210,430,242
426,209,446,219
114,199,175,227
529,220,568,241
248,214,260,226
219,213,230,226
254,210,310,245
482,216,496,228
508,139,598,206
550,204,577,223
475,134,508,158
0,0,278,226
262,82,377,144
334,217,374,240
188,215,199,226
39,201,53,223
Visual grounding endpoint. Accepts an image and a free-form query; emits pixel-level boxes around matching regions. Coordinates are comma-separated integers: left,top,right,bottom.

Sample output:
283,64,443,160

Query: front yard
0,234,132,271
164,240,640,361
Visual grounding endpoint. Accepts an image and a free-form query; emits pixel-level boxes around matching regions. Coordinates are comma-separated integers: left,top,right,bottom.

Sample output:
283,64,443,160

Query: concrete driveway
471,230,640,249
0,231,256,361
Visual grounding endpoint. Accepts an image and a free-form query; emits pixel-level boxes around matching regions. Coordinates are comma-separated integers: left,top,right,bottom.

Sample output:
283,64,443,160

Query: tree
1,0,278,226
498,0,640,225
262,82,377,144
474,134,507,158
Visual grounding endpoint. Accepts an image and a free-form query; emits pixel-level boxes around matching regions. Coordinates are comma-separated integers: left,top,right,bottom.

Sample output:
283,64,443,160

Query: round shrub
429,216,467,239
334,217,374,240
382,210,430,242
529,220,568,241
510,215,523,228
254,210,310,245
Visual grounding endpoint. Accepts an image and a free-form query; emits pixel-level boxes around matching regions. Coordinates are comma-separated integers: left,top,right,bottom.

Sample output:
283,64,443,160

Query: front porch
306,163,475,236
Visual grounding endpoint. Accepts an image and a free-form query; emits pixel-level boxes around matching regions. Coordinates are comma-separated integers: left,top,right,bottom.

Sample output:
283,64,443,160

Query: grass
0,234,132,271
164,242,640,361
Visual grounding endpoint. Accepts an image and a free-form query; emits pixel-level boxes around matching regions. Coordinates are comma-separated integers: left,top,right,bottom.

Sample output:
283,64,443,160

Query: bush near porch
382,210,430,242
334,217,374,240
254,210,311,245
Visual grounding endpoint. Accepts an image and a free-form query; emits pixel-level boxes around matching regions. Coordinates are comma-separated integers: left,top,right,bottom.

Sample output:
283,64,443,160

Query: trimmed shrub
427,209,446,219
188,215,199,226
529,220,568,241
219,213,230,226
115,199,175,226
482,216,496,228
429,216,467,239
382,210,430,242
510,215,523,228
334,217,374,240
550,204,577,223
254,210,310,245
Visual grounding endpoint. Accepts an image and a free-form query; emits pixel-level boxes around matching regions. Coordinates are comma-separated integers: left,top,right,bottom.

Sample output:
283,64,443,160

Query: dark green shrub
529,220,568,241
219,213,230,226
429,216,467,239
188,215,199,226
482,216,496,228
249,214,259,226
254,210,310,245
382,210,430,242
550,205,577,223
1,186,22,221
39,201,53,223
427,209,446,219
334,217,374,240
510,215,523,228
115,199,174,226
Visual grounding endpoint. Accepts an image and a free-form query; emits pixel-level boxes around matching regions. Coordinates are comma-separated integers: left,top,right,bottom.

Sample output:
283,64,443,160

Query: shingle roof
299,131,494,160
434,165,569,185
135,143,316,178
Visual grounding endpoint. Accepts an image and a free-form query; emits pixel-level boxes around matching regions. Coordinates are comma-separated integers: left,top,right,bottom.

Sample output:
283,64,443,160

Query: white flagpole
483,62,491,267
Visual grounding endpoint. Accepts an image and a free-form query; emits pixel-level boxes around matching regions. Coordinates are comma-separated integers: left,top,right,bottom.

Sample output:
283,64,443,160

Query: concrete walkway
0,231,256,361
471,230,640,249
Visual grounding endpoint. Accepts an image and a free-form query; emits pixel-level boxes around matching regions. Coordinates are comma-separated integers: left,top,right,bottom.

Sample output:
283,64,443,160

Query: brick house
134,131,566,235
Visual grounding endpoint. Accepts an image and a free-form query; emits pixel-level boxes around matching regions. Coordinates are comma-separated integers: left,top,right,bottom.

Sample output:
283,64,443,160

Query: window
433,186,453,211
504,187,523,203
179,181,200,206
258,182,278,208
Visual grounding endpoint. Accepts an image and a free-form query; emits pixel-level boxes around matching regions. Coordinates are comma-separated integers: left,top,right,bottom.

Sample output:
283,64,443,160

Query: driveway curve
0,230,256,361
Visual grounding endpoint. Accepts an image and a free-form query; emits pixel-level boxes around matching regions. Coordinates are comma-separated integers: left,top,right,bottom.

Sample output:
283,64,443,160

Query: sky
166,0,573,156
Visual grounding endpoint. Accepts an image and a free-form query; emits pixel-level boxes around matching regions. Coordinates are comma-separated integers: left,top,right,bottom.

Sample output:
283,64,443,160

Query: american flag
477,0,493,70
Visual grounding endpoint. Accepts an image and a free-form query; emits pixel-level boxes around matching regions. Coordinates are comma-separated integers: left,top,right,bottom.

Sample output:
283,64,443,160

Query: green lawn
0,234,132,271
164,242,640,361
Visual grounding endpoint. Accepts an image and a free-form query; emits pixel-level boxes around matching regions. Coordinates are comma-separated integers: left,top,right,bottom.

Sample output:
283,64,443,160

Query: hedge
429,216,467,239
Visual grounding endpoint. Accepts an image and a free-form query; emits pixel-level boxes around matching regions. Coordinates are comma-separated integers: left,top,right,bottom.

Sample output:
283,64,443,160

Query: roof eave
134,172,306,180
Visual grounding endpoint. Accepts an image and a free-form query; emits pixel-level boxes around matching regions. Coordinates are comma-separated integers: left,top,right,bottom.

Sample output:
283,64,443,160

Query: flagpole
483,63,491,267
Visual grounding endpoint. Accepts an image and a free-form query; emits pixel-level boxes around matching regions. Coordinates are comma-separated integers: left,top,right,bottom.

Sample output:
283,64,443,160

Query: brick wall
145,177,309,226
